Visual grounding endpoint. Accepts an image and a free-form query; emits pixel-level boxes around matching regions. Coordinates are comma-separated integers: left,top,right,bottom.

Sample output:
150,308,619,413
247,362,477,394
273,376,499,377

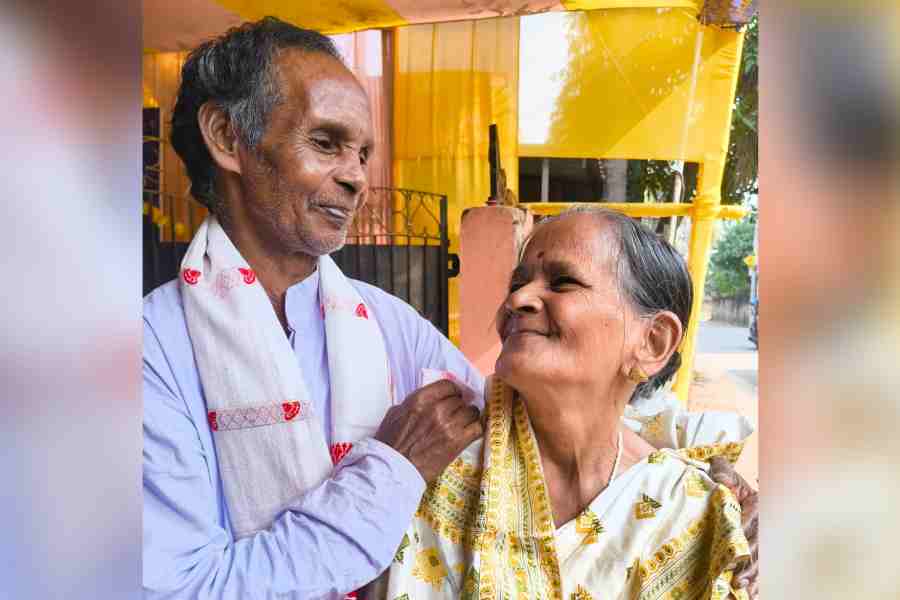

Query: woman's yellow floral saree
365,378,751,600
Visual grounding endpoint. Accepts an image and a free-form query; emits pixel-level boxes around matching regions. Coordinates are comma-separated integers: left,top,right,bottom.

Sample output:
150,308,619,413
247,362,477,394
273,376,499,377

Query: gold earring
628,365,649,384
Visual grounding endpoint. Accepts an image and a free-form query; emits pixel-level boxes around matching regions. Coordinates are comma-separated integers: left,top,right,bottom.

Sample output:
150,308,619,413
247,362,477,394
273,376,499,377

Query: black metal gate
331,187,452,335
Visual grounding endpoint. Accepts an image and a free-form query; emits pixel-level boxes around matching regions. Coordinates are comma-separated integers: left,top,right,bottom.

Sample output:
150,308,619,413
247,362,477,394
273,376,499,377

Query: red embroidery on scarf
282,401,301,421
320,303,326,319
210,401,309,431
238,267,256,285
182,268,201,285
207,411,218,431
330,442,354,465
355,303,368,319
345,592,358,600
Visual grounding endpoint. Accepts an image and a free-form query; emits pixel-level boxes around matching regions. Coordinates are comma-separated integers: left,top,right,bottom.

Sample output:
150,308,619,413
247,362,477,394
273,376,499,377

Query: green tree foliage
706,216,755,299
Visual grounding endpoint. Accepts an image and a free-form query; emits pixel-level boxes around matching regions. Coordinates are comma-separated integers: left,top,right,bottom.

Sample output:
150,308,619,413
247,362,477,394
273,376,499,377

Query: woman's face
495,214,643,395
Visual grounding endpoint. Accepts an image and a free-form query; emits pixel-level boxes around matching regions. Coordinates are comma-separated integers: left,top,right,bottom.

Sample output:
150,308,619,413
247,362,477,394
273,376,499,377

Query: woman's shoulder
596,446,745,560
587,451,749,599
618,447,731,514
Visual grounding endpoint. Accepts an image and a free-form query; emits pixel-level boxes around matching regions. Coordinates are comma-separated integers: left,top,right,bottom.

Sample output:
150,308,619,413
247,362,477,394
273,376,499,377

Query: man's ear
197,101,242,176
633,311,683,379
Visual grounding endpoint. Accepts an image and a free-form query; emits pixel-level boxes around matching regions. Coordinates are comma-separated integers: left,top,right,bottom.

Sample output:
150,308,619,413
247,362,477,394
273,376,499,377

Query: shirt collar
284,267,321,335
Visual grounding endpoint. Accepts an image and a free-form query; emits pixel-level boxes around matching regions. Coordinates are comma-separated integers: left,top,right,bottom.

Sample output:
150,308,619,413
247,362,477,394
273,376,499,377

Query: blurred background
761,3,900,599
0,0,896,598
0,0,142,598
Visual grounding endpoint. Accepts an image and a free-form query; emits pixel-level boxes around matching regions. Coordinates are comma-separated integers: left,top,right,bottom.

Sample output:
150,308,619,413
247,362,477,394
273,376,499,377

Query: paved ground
696,321,757,354
695,321,758,390
688,320,759,486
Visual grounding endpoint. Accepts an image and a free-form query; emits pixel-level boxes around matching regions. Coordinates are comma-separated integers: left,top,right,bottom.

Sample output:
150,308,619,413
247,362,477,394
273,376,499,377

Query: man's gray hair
170,17,344,212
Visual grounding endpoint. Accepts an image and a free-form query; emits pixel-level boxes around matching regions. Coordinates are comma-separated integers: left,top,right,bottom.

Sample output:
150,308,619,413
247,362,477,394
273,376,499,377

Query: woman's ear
634,311,683,378
197,101,242,176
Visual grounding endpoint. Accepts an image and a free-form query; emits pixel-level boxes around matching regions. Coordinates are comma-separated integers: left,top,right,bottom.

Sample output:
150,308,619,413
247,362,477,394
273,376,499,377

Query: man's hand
709,456,758,599
375,380,483,483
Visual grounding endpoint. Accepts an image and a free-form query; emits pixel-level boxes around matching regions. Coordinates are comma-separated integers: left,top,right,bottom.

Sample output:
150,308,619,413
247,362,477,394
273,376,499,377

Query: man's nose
335,153,367,196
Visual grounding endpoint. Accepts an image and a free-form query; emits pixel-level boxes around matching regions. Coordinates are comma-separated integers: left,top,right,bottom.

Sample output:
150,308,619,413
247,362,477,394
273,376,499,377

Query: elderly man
143,17,757,600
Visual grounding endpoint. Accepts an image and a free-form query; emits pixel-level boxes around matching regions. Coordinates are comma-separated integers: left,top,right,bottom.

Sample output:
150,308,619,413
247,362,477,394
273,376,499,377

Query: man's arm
144,321,425,600
709,456,758,599
406,313,486,405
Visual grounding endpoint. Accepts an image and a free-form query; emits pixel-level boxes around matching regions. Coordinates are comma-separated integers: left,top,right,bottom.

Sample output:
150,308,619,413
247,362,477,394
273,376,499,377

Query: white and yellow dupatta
366,378,750,600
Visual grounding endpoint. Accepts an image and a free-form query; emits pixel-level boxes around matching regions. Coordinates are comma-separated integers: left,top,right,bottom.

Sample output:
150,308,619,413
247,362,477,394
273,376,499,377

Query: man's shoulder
142,280,200,410
144,279,183,313
143,279,188,341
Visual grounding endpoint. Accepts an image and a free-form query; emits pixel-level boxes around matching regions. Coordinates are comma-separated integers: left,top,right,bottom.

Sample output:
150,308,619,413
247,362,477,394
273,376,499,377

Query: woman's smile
501,318,550,343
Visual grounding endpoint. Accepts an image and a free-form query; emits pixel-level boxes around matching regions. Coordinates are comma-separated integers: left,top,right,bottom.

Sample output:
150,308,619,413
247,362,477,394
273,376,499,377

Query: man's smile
313,203,354,224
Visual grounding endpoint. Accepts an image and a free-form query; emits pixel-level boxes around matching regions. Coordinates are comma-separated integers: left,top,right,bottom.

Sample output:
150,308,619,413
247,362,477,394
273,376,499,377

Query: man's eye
359,149,370,165
311,137,336,151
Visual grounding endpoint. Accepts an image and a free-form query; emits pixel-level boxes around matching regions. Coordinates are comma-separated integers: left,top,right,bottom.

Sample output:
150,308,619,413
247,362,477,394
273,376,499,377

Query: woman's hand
709,456,758,599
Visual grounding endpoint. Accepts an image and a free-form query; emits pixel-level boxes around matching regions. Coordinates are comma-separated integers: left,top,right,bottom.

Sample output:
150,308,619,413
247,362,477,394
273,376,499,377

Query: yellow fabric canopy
214,0,407,35
518,8,742,162
144,0,706,51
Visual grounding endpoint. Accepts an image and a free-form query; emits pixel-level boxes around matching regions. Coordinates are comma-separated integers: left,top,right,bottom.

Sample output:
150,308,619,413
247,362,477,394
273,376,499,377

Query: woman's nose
506,283,541,314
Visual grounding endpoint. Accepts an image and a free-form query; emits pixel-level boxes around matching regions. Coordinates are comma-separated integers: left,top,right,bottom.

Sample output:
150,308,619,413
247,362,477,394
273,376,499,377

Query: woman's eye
551,276,579,290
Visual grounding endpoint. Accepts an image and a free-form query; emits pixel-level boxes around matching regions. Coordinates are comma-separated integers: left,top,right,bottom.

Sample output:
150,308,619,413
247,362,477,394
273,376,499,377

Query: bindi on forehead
526,219,619,276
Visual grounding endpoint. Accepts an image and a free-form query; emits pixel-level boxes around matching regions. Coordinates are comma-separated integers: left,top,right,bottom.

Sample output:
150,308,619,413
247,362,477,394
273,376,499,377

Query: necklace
609,429,624,483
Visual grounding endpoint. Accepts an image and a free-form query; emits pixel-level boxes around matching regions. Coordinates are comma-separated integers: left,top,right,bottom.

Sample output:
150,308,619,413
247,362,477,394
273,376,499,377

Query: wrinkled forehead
520,213,619,272
273,49,372,130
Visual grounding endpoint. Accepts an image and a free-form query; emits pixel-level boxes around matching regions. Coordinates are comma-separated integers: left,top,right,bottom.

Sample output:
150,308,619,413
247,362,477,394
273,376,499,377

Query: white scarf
180,216,393,539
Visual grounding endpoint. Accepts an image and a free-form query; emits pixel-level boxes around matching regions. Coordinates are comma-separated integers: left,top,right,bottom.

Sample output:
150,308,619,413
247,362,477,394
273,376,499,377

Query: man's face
236,49,374,257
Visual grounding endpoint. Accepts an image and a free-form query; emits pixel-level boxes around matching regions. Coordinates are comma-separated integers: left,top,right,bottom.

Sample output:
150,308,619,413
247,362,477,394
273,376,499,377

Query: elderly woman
366,208,751,600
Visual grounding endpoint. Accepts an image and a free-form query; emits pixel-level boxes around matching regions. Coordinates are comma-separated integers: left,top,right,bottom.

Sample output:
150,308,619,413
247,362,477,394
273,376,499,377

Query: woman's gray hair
532,206,693,400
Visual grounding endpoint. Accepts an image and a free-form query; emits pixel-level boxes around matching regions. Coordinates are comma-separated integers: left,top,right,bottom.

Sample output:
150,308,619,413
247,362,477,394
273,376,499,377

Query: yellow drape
561,0,699,9
393,17,520,342
518,8,742,162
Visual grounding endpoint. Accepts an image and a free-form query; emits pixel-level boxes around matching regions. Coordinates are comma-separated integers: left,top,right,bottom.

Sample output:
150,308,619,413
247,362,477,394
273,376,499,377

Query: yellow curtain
393,17,520,342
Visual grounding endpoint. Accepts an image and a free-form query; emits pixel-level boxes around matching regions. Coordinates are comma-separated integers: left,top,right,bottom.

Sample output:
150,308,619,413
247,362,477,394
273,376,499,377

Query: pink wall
459,206,533,376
